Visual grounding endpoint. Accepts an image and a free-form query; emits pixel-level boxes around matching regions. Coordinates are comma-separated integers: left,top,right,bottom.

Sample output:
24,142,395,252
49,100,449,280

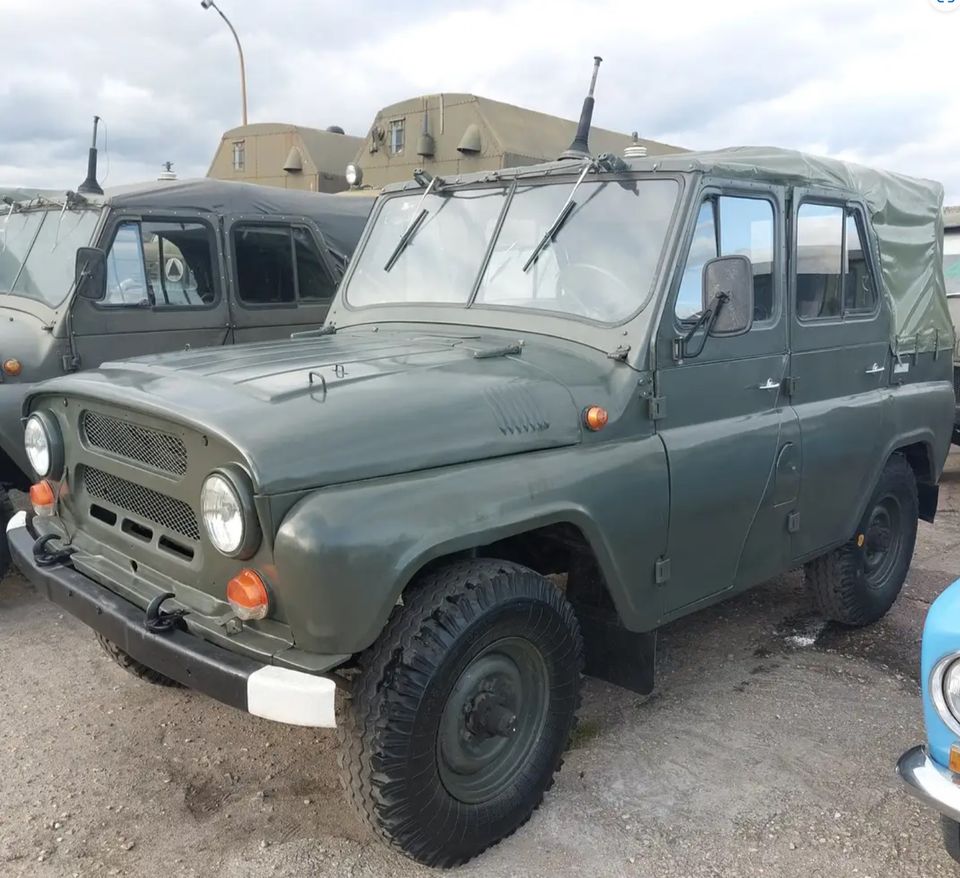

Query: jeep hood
34,328,586,494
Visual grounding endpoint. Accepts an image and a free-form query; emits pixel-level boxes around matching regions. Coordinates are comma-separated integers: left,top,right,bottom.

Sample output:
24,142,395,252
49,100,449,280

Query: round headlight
345,163,362,187
24,412,62,479
200,469,260,558
944,660,960,722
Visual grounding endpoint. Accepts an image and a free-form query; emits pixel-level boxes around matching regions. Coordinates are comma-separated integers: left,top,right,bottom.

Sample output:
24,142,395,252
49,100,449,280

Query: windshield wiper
383,175,438,272
522,162,593,272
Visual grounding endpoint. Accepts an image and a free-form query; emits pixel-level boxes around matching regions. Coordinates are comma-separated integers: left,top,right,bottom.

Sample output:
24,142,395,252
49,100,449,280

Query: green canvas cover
644,147,952,355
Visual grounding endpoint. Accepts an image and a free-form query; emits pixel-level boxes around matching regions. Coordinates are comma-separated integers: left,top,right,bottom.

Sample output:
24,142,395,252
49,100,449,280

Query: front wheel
339,559,583,867
95,635,182,687
805,453,918,627
0,486,14,580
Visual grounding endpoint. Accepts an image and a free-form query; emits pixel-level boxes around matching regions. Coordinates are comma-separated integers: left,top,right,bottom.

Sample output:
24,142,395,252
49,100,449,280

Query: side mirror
702,255,754,336
75,247,107,301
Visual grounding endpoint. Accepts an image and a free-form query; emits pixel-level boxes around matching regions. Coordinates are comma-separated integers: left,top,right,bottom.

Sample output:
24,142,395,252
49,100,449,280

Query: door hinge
787,511,801,534
61,353,80,372
782,376,798,396
648,396,666,420
655,556,671,585
607,344,631,361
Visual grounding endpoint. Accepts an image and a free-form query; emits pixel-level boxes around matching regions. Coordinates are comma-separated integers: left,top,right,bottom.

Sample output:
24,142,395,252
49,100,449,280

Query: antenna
560,56,602,161
78,116,104,196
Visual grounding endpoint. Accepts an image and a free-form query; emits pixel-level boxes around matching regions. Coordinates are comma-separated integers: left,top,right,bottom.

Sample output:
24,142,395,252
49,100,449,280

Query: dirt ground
4,456,960,878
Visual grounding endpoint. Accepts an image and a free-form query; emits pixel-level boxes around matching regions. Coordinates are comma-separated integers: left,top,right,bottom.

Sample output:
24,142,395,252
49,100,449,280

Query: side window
796,203,843,319
293,227,337,300
796,202,876,320
105,223,148,306
234,225,335,305
104,221,216,308
675,195,775,322
844,211,877,313
675,202,717,319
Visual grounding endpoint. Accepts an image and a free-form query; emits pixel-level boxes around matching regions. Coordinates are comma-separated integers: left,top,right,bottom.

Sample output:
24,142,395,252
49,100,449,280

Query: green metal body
23,157,955,676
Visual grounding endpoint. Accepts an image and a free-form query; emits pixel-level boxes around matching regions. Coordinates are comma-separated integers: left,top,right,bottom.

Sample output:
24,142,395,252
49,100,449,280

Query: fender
0,382,33,487
272,438,669,656
848,379,954,535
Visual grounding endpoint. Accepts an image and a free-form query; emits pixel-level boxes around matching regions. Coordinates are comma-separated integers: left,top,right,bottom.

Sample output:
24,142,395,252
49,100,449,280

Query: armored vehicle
0,177,372,576
8,131,954,864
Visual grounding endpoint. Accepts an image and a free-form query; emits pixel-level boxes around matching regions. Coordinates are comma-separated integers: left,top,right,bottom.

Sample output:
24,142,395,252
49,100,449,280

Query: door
71,214,230,367
788,193,889,560
656,186,798,617
225,218,340,343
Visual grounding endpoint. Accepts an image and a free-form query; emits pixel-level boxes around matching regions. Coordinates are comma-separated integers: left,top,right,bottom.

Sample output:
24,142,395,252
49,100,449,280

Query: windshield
0,207,100,307
345,177,680,324
946,229,960,297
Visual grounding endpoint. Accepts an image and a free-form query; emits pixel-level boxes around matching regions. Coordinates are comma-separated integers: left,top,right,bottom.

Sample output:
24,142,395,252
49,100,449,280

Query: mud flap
919,483,939,523
574,604,656,695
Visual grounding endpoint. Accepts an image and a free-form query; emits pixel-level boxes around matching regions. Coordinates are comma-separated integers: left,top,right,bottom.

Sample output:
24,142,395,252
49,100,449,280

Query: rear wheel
339,559,583,867
95,634,182,687
805,453,918,626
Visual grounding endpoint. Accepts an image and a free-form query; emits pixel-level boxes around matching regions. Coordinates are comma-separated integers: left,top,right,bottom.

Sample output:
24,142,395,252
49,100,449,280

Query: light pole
201,0,248,126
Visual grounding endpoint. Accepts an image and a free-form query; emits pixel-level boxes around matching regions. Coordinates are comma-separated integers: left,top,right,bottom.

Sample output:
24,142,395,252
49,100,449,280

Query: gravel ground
4,454,960,877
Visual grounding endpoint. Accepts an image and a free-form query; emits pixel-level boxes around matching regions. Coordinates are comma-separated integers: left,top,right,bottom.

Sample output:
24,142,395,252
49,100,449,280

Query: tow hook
144,592,189,635
32,533,76,568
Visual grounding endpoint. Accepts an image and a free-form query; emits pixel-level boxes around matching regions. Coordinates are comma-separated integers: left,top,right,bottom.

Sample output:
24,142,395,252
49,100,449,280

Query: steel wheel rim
863,495,902,588
437,635,550,804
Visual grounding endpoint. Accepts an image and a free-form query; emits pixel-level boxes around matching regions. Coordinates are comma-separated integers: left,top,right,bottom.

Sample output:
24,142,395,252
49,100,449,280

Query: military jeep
8,146,954,867
0,180,371,575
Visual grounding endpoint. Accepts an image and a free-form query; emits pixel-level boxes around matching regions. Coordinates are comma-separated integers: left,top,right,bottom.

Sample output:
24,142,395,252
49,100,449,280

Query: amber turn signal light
29,480,56,516
226,569,269,621
2,358,21,377
950,744,960,775
583,405,609,431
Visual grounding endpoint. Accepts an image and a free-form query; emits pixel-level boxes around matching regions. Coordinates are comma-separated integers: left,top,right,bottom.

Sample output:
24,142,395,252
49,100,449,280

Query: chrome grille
82,466,200,541
81,410,187,477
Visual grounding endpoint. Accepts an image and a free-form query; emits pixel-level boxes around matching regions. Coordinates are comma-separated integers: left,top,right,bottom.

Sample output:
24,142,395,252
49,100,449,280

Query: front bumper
897,745,960,822
7,514,336,727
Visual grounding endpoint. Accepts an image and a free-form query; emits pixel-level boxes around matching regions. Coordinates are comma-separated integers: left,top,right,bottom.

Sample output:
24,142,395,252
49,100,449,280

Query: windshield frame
0,203,105,312
336,170,689,340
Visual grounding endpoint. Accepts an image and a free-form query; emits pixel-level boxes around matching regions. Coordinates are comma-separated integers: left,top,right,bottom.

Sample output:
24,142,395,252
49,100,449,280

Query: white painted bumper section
6,510,27,533
246,665,337,728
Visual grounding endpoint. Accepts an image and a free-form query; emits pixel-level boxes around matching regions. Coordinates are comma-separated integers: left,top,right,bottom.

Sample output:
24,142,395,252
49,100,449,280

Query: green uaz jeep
8,146,955,867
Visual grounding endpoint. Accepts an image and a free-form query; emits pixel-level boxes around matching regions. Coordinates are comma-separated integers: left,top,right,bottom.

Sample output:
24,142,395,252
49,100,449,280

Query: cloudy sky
3,0,960,201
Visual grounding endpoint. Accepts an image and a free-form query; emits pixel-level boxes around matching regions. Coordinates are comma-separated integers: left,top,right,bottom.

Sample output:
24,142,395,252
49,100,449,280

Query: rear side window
796,202,877,320
104,220,216,308
675,194,775,322
234,225,336,305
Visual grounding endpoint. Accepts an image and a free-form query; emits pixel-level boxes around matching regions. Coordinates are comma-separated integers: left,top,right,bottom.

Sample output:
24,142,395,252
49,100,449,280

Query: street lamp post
201,0,248,126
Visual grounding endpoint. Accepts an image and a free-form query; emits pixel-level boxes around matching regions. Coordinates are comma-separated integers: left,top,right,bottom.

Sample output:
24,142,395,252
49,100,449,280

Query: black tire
942,815,960,864
339,559,583,868
95,634,182,687
805,453,918,627
0,486,13,580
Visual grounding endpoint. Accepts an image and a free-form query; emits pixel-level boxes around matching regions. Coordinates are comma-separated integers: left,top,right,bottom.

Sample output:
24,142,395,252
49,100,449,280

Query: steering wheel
555,263,633,321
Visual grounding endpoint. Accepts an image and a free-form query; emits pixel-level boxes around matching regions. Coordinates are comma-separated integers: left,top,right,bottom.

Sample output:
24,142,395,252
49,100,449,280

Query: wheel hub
862,496,902,586
437,636,549,804
464,690,518,739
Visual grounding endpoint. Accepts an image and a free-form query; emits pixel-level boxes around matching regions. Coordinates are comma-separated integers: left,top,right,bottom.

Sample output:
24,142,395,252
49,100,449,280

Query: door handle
864,363,885,375
758,379,780,390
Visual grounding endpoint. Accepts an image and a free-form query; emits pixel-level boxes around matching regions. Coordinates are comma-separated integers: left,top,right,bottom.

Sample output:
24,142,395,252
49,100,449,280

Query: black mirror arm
680,291,728,359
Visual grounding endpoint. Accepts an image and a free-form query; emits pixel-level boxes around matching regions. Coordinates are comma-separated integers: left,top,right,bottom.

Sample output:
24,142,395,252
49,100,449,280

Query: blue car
898,580,960,862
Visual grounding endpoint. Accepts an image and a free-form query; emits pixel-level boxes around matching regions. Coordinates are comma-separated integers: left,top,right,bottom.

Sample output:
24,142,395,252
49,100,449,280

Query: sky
2,0,960,202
